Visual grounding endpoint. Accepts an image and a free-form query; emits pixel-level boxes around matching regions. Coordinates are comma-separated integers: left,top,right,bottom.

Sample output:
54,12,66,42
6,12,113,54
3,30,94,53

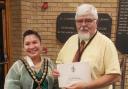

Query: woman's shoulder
8,59,25,74
42,56,55,68
43,56,52,62
16,59,25,65
11,59,23,67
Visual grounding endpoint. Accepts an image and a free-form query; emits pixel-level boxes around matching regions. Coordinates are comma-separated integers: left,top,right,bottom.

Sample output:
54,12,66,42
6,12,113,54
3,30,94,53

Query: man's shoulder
97,31,114,45
68,34,78,41
97,31,111,41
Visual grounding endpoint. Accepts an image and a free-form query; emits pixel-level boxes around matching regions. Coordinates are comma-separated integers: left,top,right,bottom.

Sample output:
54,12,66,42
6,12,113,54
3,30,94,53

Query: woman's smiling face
23,34,42,59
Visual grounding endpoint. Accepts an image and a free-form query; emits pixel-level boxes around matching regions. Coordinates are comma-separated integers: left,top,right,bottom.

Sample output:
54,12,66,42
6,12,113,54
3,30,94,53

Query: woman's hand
52,69,60,78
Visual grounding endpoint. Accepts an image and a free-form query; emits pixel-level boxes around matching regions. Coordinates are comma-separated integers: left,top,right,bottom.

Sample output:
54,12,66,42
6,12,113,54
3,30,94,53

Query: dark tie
73,40,85,62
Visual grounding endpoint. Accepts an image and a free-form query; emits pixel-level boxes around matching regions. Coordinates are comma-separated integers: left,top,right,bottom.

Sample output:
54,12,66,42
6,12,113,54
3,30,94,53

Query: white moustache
80,27,88,31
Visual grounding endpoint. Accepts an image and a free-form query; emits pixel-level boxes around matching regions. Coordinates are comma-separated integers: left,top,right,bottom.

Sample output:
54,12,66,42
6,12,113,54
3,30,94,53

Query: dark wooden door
0,3,5,89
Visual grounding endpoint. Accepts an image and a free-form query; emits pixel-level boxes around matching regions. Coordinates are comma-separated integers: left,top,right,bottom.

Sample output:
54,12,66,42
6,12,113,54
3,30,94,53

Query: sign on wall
56,13,77,43
56,13,112,43
97,13,112,38
116,0,128,54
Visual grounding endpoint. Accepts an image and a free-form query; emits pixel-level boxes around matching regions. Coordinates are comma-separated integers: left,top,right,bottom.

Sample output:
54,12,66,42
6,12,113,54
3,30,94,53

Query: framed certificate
57,62,91,88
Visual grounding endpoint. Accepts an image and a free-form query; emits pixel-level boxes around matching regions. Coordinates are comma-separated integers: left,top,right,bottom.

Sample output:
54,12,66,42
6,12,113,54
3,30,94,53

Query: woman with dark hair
4,30,58,89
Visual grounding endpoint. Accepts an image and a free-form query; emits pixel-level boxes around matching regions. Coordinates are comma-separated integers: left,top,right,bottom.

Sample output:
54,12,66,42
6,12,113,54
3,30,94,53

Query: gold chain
20,58,48,88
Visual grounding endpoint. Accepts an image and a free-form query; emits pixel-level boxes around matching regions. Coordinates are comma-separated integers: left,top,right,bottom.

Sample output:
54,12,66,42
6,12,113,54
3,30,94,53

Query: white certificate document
57,62,91,88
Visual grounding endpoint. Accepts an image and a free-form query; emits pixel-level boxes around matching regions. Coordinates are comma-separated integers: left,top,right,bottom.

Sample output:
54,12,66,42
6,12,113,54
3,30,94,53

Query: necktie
73,40,85,62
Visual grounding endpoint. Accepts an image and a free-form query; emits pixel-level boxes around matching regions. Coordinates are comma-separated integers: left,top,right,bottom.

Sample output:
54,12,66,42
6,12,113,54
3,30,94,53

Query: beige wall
10,0,127,88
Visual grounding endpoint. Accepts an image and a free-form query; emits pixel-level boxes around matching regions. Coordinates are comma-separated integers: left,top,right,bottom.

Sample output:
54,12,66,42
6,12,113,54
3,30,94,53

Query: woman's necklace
20,58,48,89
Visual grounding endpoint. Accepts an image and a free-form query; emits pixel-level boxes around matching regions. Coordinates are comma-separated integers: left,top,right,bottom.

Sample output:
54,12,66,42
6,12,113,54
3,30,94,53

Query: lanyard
78,31,97,61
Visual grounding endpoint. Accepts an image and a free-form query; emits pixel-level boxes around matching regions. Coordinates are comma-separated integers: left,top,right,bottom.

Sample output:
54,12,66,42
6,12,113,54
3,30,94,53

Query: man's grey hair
75,4,98,20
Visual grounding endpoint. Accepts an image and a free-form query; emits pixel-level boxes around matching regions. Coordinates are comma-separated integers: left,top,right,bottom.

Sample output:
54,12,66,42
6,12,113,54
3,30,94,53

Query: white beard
78,31,91,41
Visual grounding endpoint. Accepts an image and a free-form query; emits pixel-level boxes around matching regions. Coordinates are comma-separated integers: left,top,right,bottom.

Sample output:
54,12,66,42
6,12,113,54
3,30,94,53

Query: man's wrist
84,85,88,89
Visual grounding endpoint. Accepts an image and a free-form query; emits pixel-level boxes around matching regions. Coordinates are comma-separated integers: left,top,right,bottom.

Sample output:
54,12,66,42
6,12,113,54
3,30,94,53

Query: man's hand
65,81,87,89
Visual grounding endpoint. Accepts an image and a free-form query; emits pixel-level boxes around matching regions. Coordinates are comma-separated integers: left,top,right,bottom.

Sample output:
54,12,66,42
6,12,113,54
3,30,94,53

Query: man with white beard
53,4,121,89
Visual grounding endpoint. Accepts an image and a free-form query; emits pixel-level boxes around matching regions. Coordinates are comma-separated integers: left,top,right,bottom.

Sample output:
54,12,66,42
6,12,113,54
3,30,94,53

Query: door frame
0,0,12,75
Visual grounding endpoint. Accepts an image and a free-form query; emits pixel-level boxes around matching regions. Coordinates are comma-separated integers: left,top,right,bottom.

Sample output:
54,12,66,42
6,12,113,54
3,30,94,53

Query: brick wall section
10,0,128,88
10,0,22,61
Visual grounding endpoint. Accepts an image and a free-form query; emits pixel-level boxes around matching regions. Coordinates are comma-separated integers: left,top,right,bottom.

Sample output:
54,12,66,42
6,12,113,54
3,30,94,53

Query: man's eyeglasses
76,19,96,24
